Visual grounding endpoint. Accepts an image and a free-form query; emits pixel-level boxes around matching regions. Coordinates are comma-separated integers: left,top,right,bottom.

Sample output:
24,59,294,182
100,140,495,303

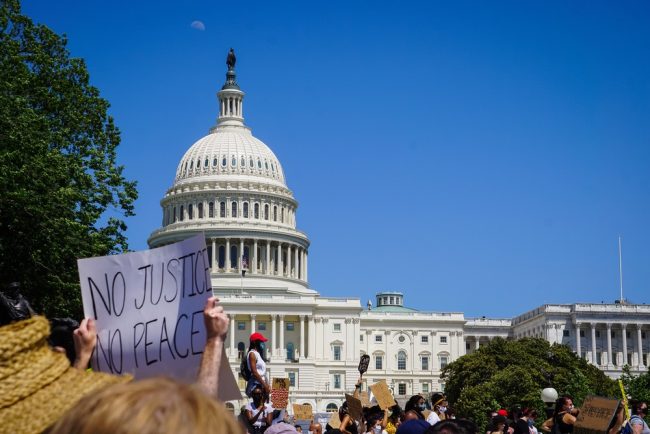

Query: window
440,336,447,344
281,207,285,223
241,157,245,167
326,403,338,413
421,356,429,370
288,371,296,387
198,203,203,218
333,374,342,389
333,345,342,361
397,351,407,370
249,158,254,168
173,207,177,222
208,202,214,218
375,355,383,370
231,156,237,167
287,342,295,360
243,202,249,218
222,157,227,167
188,204,193,219
254,203,260,219
286,322,295,331
264,204,269,220
360,334,364,342
421,382,429,394
375,335,383,343
563,330,570,337
231,202,238,218
626,331,631,338
439,355,449,369
596,331,601,338
273,206,278,221
257,159,262,169
213,158,218,167
421,335,429,344
204,158,208,168
220,202,226,218
237,342,245,359
258,322,266,331
398,383,406,396
179,205,184,221
237,322,246,331
333,323,341,332
580,330,585,338
390,297,394,305
611,331,616,338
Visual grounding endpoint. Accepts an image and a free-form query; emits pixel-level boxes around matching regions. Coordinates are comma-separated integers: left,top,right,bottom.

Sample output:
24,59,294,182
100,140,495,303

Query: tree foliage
620,366,650,406
442,338,618,432
0,0,137,318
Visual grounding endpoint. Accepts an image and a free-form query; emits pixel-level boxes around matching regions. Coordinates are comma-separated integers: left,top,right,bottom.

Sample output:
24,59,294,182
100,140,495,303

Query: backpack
240,351,252,381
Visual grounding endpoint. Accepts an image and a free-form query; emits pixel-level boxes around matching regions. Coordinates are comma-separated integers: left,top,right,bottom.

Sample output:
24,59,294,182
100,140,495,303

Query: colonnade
573,322,648,368
209,237,307,281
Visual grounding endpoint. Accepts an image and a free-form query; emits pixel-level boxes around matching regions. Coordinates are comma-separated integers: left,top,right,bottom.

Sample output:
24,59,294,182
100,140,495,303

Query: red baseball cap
497,409,508,417
250,332,268,342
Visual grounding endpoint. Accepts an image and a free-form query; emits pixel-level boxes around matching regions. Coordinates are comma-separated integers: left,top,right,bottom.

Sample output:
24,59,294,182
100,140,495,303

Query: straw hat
0,316,131,434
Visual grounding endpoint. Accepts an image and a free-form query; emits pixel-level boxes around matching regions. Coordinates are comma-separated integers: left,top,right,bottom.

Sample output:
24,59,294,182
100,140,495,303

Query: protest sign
359,391,371,408
575,396,619,434
78,235,240,401
345,394,363,426
272,378,290,408
328,412,341,429
369,380,396,410
293,404,313,421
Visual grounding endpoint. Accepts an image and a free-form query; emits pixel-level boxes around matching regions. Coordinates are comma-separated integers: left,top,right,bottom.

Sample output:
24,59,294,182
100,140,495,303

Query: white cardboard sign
78,235,213,381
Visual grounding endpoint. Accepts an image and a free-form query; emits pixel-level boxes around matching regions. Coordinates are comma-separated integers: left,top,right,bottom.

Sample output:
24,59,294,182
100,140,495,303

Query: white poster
78,234,213,381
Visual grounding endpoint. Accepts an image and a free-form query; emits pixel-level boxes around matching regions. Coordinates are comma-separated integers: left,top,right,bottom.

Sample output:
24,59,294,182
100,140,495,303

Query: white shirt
427,412,441,426
246,402,273,428
248,349,267,379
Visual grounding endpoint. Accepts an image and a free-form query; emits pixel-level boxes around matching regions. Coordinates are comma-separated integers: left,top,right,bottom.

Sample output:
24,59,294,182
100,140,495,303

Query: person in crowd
310,421,324,434
514,408,537,434
48,376,243,434
246,332,271,398
366,412,388,434
430,393,449,424
629,401,650,434
340,401,360,434
489,416,509,434
404,395,427,421
245,385,274,434
396,419,430,434
295,425,303,433
426,419,476,434
541,396,578,434
386,406,403,434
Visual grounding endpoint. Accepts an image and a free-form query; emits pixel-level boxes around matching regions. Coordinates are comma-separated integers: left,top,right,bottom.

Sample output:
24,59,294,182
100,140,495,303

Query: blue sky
23,1,650,317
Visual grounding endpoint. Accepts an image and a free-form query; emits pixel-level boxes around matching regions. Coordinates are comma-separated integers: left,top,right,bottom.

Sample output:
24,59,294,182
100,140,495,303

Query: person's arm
196,296,229,397
541,418,554,433
562,413,577,426
72,318,97,370
380,409,389,429
246,405,266,425
264,405,274,427
353,376,362,399
340,415,354,434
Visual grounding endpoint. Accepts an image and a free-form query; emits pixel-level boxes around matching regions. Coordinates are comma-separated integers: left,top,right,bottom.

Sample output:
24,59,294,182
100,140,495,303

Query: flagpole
618,235,624,303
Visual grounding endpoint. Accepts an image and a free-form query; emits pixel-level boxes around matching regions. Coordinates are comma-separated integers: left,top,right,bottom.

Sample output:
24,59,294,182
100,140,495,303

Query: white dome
174,126,286,188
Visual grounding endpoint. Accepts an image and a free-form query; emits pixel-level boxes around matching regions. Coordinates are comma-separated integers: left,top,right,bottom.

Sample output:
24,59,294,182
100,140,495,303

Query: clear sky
23,0,650,317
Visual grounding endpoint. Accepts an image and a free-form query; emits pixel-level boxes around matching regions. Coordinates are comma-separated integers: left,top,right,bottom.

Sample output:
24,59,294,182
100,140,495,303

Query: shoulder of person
629,415,644,425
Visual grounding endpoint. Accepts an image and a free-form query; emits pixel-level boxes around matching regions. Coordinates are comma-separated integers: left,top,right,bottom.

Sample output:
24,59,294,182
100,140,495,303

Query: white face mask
438,406,447,413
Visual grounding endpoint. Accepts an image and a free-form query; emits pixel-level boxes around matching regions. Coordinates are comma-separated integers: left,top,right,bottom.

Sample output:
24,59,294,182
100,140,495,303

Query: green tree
442,338,618,432
0,0,137,318
620,366,650,409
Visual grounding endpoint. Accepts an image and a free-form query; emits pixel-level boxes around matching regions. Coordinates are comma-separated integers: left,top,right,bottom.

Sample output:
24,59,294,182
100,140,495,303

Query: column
606,323,613,368
279,315,285,359
225,238,231,272
277,243,283,276
305,251,308,281
253,239,258,274
229,314,235,357
321,318,329,359
591,323,597,365
265,242,271,275
300,315,305,359
294,247,299,278
575,322,582,358
287,245,292,278
239,239,244,270
345,318,353,361
622,323,628,366
308,316,316,359
637,325,644,368
211,238,216,270
271,315,277,358
251,314,256,334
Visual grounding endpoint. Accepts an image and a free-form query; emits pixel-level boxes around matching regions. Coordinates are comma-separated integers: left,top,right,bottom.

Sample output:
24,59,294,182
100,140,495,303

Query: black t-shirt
514,419,530,434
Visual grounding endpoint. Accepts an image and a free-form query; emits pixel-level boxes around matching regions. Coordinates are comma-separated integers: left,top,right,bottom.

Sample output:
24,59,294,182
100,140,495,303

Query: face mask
419,404,427,411
374,426,382,434
528,420,535,427
259,342,266,351
438,406,447,413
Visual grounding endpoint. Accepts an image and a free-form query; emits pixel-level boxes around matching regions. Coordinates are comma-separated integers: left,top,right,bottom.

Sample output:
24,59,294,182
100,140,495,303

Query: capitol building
148,55,650,412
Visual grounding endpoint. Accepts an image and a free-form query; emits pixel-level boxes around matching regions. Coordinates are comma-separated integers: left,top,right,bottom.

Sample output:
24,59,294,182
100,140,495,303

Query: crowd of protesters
0,283,648,434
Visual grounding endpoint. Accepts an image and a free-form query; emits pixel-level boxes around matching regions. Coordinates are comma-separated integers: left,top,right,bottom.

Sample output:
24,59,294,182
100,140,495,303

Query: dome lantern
215,48,245,129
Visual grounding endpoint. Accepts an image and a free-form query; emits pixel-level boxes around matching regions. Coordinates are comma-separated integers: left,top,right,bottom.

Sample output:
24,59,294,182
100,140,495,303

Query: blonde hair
48,377,244,434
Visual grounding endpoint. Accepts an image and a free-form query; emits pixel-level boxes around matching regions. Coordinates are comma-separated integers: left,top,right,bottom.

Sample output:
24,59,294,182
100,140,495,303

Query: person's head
492,416,507,432
522,408,537,423
632,401,648,416
396,419,430,434
310,421,323,434
425,420,474,434
296,425,303,432
431,393,447,414
390,406,403,424
510,405,522,420
405,395,426,414
49,377,243,434
251,385,266,405
554,396,574,415
339,401,349,419
250,332,268,354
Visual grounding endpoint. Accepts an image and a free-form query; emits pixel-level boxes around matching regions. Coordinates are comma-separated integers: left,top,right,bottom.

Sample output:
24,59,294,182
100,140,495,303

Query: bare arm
353,375,362,399
340,415,354,434
541,418,553,433
381,409,389,429
72,318,97,370
197,296,229,398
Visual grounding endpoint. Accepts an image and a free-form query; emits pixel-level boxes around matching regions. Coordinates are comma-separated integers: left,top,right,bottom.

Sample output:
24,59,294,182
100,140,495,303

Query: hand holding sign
203,296,228,340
